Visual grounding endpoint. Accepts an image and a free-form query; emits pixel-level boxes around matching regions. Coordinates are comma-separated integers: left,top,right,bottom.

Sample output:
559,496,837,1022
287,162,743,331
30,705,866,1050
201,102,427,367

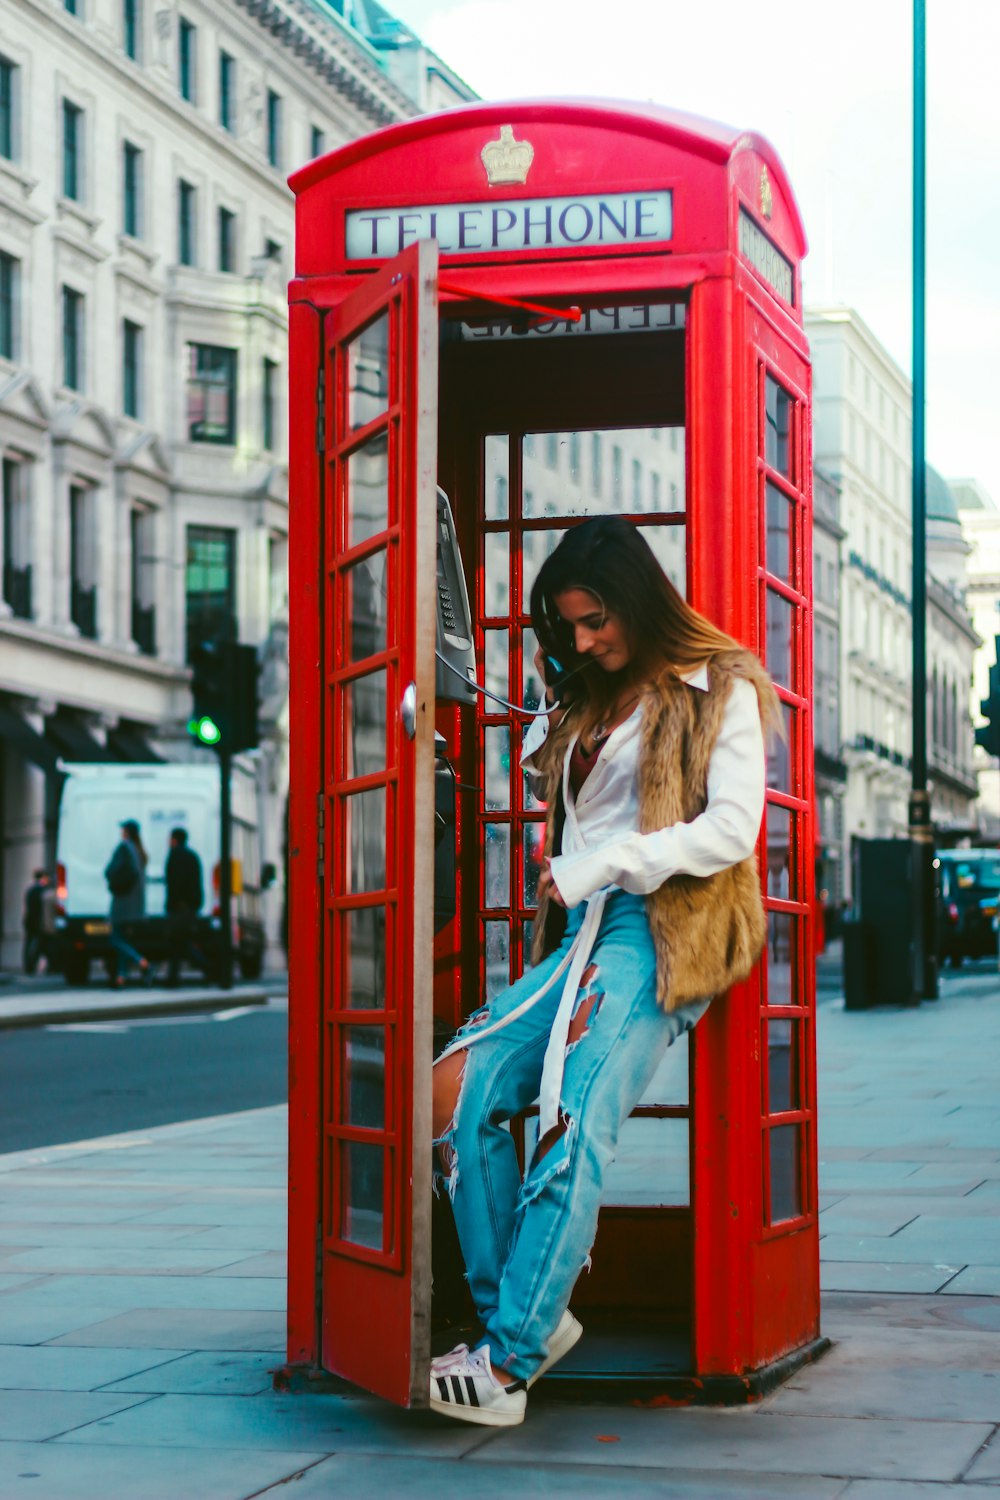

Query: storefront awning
44,713,108,763
107,722,165,763
0,702,64,777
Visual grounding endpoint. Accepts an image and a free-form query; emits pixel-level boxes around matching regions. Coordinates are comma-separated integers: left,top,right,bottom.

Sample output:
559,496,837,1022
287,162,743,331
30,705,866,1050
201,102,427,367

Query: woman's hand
533,648,564,722
537,857,566,908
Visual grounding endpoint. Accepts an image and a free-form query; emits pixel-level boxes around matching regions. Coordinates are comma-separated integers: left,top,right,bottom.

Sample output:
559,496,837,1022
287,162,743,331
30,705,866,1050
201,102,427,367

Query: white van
54,762,271,984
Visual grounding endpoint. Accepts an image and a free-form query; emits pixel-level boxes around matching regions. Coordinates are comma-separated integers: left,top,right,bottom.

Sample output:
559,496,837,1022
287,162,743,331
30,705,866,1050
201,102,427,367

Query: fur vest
529,649,771,1012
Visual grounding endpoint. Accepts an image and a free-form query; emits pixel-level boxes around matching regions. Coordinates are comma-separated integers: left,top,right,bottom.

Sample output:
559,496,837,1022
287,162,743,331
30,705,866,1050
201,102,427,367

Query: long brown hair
530,516,781,737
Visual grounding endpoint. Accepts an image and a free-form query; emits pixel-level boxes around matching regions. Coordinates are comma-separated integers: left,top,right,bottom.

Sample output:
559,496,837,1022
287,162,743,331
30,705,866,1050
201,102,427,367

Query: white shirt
520,666,766,910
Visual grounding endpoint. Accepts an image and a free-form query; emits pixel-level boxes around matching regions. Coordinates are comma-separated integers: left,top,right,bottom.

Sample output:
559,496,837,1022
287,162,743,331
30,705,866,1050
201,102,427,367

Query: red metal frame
287,99,817,1401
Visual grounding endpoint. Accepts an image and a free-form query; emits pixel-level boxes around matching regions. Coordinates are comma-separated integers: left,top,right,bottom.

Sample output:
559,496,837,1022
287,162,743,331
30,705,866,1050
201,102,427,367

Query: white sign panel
459,303,686,340
346,191,673,261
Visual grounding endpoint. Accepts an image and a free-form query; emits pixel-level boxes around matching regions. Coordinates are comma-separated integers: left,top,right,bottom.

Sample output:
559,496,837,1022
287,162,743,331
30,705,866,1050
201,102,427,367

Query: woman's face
553,588,632,672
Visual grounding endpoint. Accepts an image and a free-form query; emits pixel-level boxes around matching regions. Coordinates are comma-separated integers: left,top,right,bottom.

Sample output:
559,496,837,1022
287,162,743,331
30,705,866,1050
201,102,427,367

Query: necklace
584,692,640,757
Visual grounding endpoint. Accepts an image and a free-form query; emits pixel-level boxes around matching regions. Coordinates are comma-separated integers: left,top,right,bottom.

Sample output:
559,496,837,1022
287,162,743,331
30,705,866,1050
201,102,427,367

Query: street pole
909,0,938,1002
219,747,233,990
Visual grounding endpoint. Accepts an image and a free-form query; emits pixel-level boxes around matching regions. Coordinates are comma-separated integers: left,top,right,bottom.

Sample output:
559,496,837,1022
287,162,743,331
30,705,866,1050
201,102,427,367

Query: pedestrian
430,516,779,1426
164,827,206,986
22,869,50,974
103,819,150,987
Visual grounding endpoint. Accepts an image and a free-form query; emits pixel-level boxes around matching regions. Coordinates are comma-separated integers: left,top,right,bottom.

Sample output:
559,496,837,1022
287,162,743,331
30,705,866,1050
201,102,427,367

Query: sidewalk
1,970,998,1498
0,976,276,1029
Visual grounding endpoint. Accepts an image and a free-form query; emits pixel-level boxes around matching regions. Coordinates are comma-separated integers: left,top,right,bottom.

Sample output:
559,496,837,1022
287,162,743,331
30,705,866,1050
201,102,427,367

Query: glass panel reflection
484,822,510,908
766,588,795,689
766,803,793,900
767,703,795,794
766,480,792,582
343,1025,385,1128
347,431,389,547
485,920,510,999
522,427,685,518
341,1140,384,1249
345,905,386,1008
642,524,687,597
523,821,546,906
485,434,509,521
766,911,795,1005
522,528,564,604
637,1030,689,1106
484,629,508,700
484,531,510,617
767,1017,799,1113
484,726,511,811
345,549,388,664
344,670,387,781
345,786,386,894
602,1117,689,1206
348,313,389,430
765,374,792,477
769,1124,801,1222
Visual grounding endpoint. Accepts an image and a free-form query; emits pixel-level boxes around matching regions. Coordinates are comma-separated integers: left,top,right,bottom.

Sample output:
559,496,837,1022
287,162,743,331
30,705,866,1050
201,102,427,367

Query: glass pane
522,918,534,955
345,786,386,894
343,1025,385,1128
522,527,564,605
765,374,792,477
643,524,687,597
485,434,509,520
347,431,389,547
484,629,508,699
766,588,795,689
766,480,793,582
344,906,386,1009
348,313,389,430
767,1017,799,1114
523,821,546,907
637,1031,689,1106
765,803,793,901
602,1117,689,1206
767,703,795,794
344,549,388,664
344,670,387,781
766,911,796,1005
484,726,511,811
522,427,683,518
521,627,543,712
340,1140,384,1249
485,920,510,1000
769,1124,801,1223
484,531,509,617
484,822,510,909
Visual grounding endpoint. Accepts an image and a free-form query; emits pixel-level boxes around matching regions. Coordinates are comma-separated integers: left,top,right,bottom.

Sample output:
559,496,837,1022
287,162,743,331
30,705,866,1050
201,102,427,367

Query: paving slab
940,1264,1000,1296
48,1308,285,1351
0,1345,183,1391
470,1406,991,1482
0,1246,266,1276
841,1486,986,1499
205,1252,286,1278
963,1427,1000,1483
820,1262,960,1294
7,1271,286,1311
171,1225,287,1250
0,1388,153,1441
101,1350,279,1395
0,1439,322,1500
764,1363,1000,1422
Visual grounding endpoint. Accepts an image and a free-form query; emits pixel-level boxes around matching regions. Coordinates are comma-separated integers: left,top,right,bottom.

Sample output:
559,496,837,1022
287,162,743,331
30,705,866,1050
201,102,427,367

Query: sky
385,0,1000,505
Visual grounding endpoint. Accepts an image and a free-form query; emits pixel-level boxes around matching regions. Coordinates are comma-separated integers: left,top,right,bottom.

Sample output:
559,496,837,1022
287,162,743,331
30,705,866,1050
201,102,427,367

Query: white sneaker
528,1309,584,1387
429,1343,527,1427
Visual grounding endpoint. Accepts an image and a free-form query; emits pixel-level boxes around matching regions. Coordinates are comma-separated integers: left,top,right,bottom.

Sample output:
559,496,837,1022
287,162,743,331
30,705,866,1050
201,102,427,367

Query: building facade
812,464,846,912
952,478,1000,841
0,0,471,967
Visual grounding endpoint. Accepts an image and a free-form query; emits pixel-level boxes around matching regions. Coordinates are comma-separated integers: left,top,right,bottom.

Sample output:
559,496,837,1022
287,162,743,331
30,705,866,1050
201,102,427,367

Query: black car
936,851,1000,964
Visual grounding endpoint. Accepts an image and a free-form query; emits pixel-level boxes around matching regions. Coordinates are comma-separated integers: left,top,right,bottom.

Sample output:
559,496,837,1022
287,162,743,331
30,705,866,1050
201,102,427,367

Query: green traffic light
188,714,222,746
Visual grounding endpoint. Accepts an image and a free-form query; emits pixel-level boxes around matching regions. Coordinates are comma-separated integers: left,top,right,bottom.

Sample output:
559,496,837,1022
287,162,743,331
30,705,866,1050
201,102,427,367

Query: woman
104,819,151,987
430,516,778,1427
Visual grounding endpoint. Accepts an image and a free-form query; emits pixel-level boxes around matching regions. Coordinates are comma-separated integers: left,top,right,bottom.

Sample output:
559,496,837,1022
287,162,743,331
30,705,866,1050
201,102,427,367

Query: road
0,998,288,1153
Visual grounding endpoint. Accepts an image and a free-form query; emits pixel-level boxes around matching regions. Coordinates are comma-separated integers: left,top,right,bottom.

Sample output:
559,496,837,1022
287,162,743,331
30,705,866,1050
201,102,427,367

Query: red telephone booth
285,99,823,1408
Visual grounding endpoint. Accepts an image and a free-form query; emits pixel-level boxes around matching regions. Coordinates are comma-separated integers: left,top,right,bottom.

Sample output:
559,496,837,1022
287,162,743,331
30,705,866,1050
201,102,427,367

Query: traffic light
188,641,260,753
975,638,1000,758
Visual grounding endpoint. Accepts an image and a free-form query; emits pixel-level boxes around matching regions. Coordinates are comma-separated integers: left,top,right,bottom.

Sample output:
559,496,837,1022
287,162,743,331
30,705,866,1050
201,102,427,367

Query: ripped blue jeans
434,889,710,1383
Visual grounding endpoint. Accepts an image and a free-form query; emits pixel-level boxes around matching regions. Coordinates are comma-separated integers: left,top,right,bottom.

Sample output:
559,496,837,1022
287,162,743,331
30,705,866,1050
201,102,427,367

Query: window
69,484,97,638
122,141,142,238
0,55,17,161
64,0,78,14
2,457,31,619
218,50,234,131
62,286,83,391
310,124,324,158
631,457,642,508
612,444,623,497
264,237,282,266
187,344,237,443
123,0,139,59
62,100,83,201
130,507,155,654
591,432,602,495
0,249,17,359
178,179,196,265
262,357,277,451
218,206,235,272
178,17,196,100
186,524,235,659
122,319,142,418
266,89,282,168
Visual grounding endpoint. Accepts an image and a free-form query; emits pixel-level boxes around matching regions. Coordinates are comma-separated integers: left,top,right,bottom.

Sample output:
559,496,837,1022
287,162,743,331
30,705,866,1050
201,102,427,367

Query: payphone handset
435,488,478,707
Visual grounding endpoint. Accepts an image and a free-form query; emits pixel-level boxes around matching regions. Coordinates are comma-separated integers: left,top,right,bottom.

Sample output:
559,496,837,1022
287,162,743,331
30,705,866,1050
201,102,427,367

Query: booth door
319,240,439,1406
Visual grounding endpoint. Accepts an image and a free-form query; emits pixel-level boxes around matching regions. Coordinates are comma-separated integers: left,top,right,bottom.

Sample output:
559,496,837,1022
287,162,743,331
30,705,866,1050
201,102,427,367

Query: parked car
936,850,1000,965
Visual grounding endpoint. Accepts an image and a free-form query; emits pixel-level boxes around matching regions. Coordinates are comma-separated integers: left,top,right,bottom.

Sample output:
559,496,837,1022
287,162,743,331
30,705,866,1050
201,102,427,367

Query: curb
0,987,273,1030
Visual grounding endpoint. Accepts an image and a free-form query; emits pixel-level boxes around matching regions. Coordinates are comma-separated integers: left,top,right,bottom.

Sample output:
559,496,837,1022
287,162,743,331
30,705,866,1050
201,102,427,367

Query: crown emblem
481,126,534,186
759,165,773,220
